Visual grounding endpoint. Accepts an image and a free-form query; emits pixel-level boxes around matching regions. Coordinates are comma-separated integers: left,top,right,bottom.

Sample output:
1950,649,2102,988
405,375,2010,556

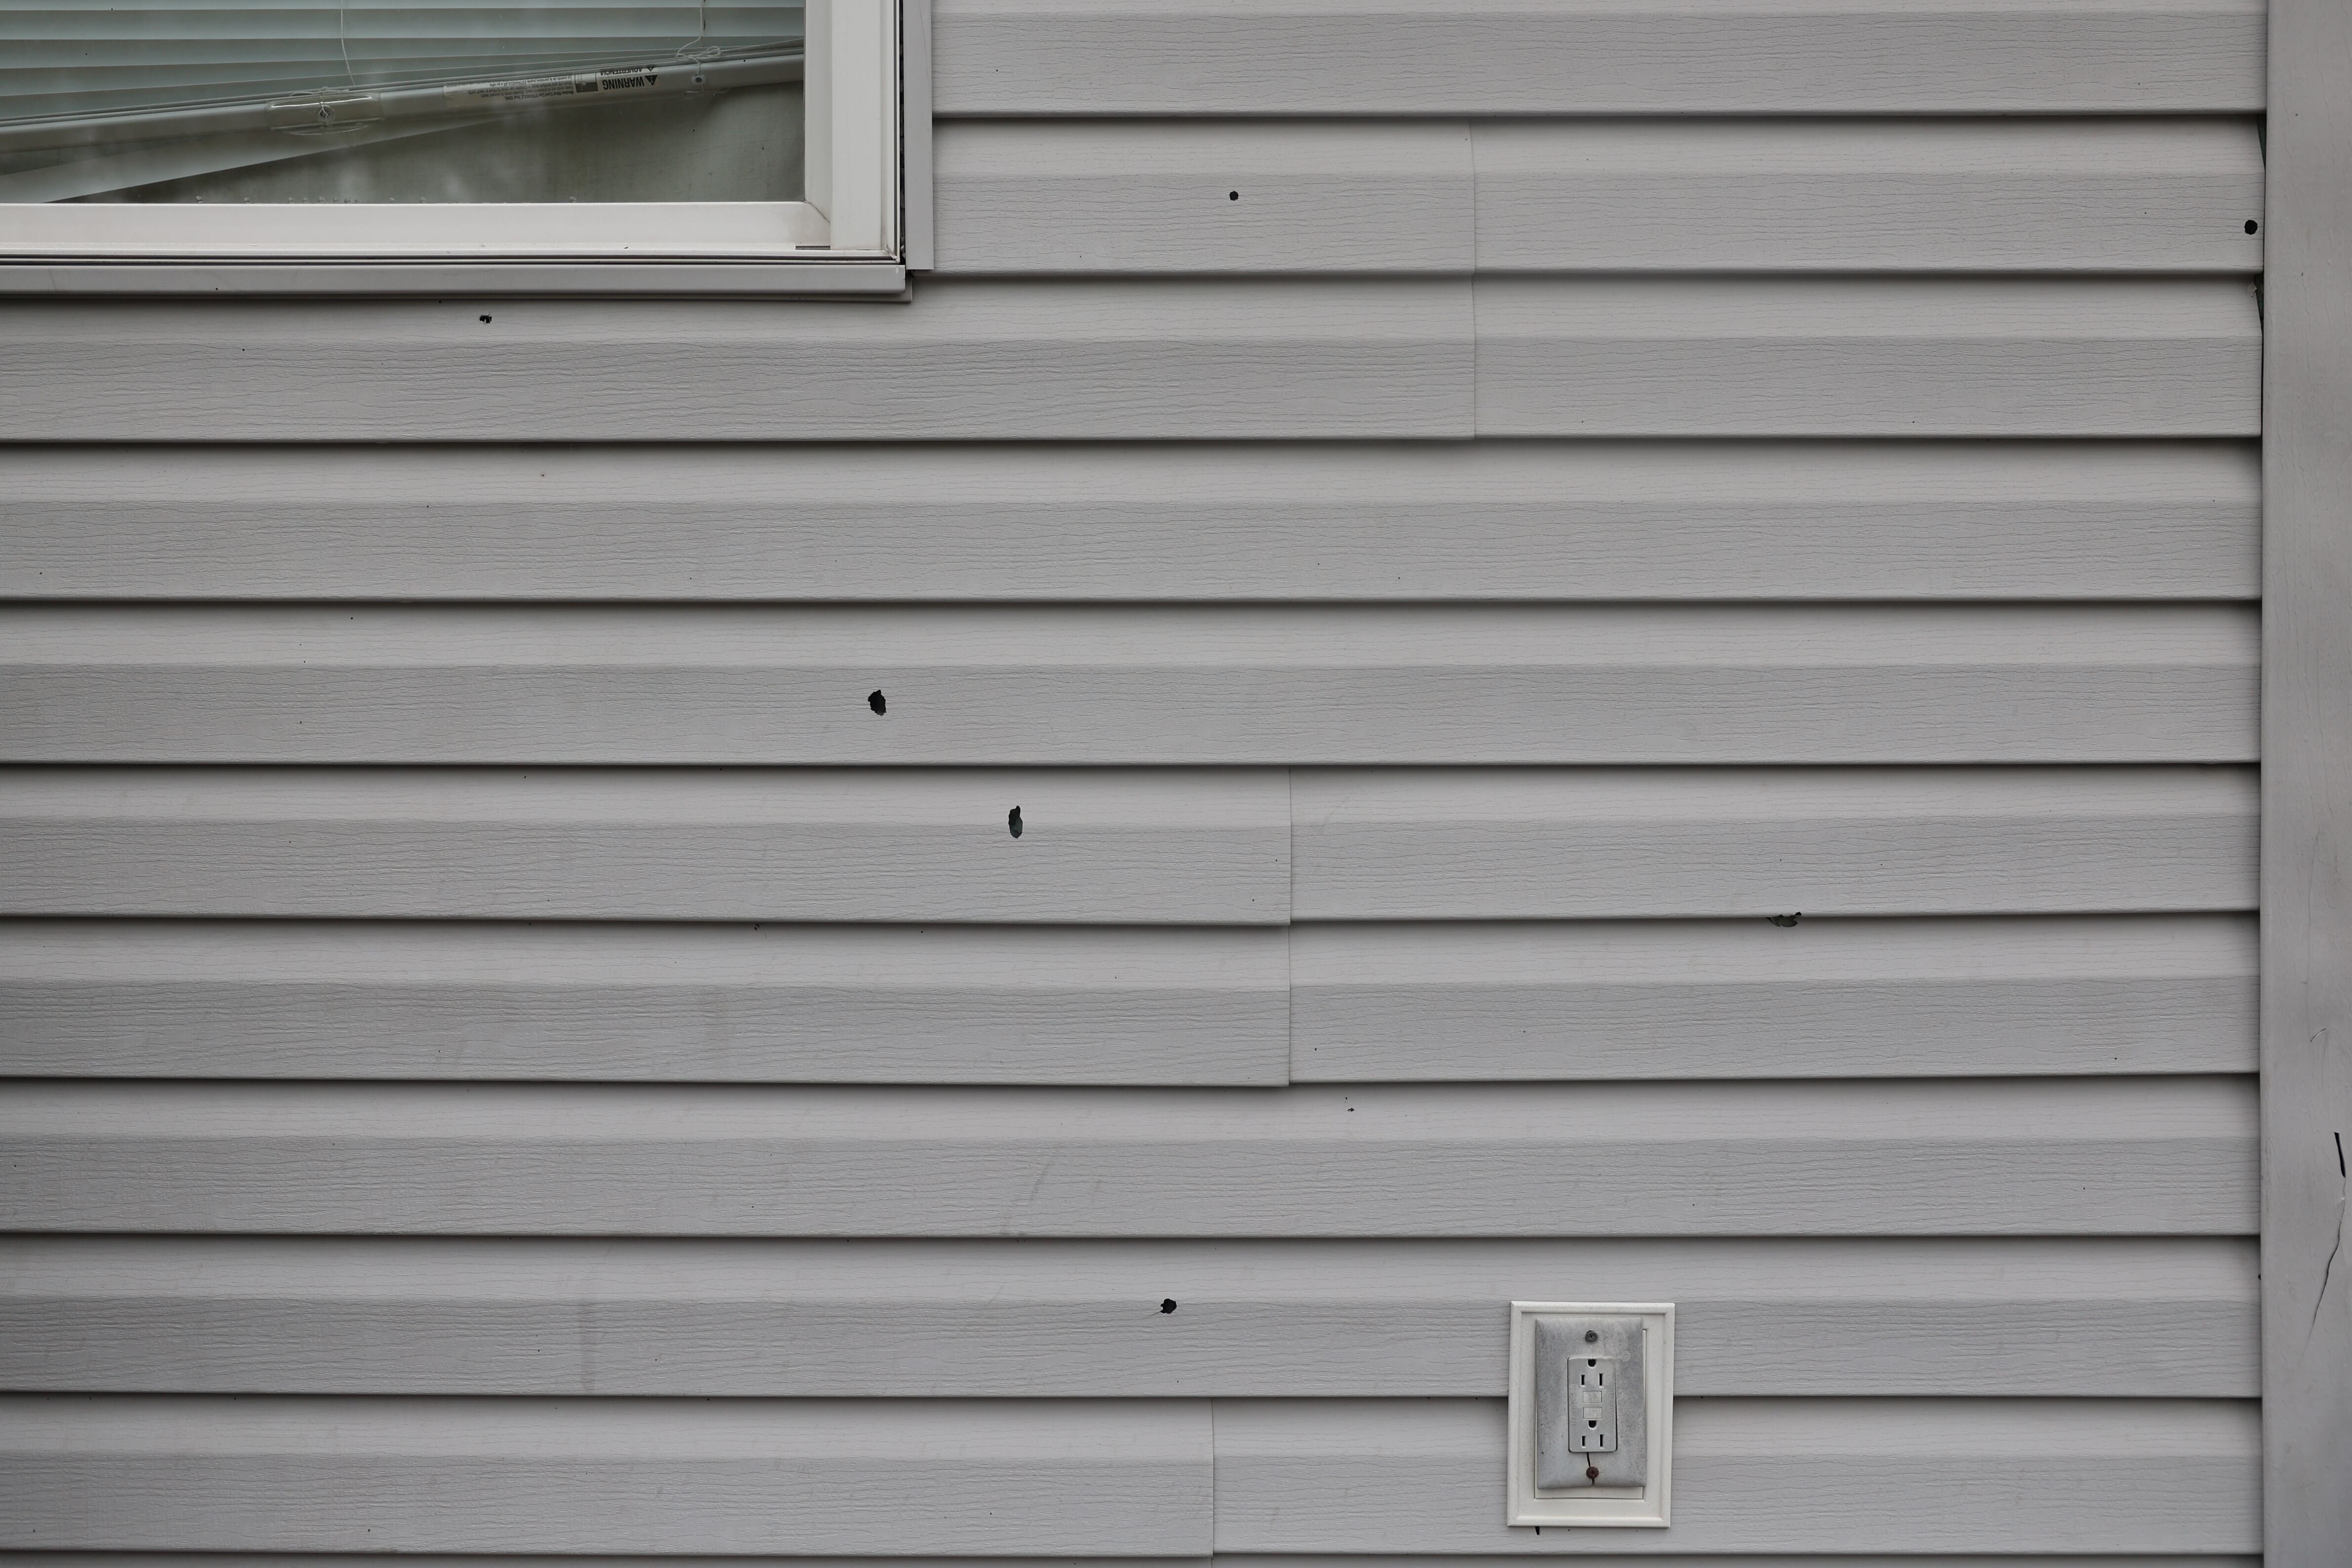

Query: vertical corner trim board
2263,0,2352,1558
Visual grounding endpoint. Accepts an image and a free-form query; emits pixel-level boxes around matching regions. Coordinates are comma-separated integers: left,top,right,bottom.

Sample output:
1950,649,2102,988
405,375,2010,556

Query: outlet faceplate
1508,1301,1674,1529
1536,1315,1645,1486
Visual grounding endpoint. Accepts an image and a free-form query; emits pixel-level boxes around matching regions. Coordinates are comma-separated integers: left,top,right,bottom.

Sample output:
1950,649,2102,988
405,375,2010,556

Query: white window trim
0,0,922,297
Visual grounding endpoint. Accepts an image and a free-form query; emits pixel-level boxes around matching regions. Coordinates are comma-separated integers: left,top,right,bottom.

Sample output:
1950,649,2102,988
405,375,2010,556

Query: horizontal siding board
1291,915,2256,1079
0,770,1290,925
931,1,2267,114
0,1561,2249,1568
0,441,2264,603
1474,278,2262,436
0,1396,1214,1555
0,279,2264,442
0,1236,2255,1397
0,605,2260,764
0,283,1475,442
1292,767,2258,918
1212,1398,2260,1554
0,1560,2242,1568
0,1079,2256,1236
0,922,1289,1084
1225,1560,2243,1568
935,121,1476,274
0,1562,1200,1568
0,916,2254,1085
1,767,2255,922
927,119,2265,276
1474,118,2266,274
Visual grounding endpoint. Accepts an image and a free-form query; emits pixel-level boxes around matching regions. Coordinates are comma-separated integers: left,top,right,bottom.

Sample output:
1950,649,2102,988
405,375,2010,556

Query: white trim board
0,0,910,295
2261,0,2352,1561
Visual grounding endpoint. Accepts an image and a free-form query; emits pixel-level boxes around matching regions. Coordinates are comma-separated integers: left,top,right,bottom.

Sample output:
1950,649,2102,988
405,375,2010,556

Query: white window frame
0,0,925,296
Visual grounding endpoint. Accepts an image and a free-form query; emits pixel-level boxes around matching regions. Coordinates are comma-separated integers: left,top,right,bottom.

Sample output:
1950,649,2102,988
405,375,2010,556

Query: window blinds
0,3,805,150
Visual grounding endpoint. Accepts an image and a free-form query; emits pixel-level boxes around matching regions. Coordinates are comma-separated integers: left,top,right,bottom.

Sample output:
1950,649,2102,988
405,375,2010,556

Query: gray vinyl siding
0,0,2263,1560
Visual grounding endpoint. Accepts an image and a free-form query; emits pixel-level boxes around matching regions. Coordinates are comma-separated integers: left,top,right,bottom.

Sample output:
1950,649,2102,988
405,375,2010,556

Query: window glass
0,3,806,205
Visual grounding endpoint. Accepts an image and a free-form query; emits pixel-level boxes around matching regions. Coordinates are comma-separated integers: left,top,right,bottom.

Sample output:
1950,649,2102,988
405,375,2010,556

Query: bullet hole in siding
1160,1298,1178,1314
1768,912,1801,928
1228,190,1240,201
868,689,887,714
479,314,492,323
2246,219,2261,234
1007,805,1023,838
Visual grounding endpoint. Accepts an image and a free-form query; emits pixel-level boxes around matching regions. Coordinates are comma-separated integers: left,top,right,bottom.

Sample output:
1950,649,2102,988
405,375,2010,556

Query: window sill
0,258,909,297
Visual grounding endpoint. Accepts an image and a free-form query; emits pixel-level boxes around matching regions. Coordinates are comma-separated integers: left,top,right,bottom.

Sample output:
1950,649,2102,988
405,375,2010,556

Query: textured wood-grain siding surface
1212,1398,2259,1554
0,1236,2254,1396
0,767,2252,920
0,769,1291,923
1473,279,2258,437
0,1396,1215,1555
0,1,2266,1558
0,1078,2255,1236
0,442,2263,602
1288,767,2257,918
0,915,2250,1082
0,605,2258,763
0,281,2260,442
1290,915,2255,1079
931,120,2265,276
0,284,1477,443
0,1559,2254,1568
0,922,1292,1084
930,0,2267,114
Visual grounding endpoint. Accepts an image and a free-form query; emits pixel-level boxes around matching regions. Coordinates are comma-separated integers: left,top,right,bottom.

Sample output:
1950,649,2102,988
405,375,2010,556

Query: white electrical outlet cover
1507,1301,1674,1528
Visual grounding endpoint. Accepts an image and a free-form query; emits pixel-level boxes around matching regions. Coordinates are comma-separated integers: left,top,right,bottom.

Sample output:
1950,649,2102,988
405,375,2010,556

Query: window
0,0,914,291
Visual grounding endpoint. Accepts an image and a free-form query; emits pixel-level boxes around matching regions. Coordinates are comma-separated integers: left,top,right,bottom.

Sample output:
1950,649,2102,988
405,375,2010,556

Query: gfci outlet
1507,1302,1674,1529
